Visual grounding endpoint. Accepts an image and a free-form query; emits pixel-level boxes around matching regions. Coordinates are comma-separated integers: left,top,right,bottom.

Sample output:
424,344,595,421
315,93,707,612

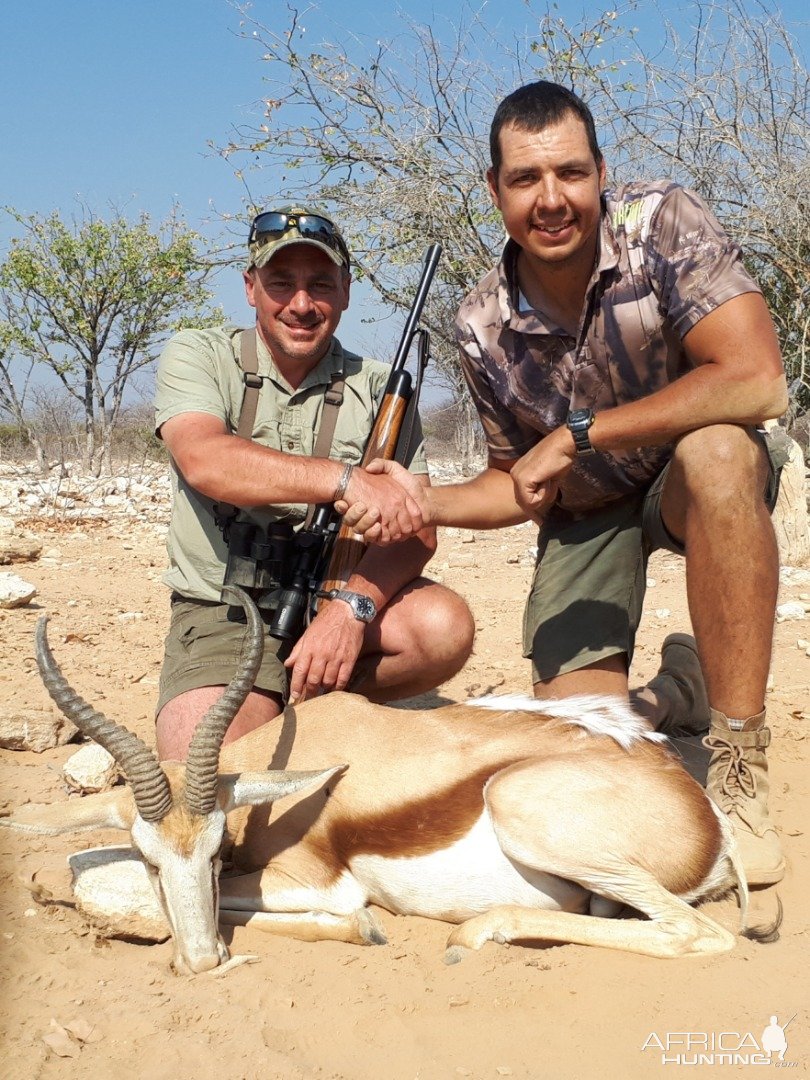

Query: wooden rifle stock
318,382,412,595
317,244,441,601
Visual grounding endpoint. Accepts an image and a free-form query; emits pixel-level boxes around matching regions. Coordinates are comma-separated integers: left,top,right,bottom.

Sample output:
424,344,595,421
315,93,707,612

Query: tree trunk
27,428,48,476
772,436,809,567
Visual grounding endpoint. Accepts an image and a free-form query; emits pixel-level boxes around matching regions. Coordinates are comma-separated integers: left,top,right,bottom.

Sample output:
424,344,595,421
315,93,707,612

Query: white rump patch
466,693,667,750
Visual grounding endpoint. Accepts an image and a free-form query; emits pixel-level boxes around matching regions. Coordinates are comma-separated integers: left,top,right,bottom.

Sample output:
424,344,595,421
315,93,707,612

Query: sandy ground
0,515,808,1079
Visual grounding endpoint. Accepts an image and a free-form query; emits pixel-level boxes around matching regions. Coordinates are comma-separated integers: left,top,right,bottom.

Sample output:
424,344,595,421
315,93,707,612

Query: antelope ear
218,765,348,812
0,787,137,836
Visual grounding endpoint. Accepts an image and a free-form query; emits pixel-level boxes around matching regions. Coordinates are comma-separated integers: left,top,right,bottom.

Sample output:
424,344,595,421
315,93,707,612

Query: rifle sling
214,327,345,533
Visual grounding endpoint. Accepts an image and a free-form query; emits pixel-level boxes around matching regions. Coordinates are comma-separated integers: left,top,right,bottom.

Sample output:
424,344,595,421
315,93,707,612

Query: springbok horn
183,586,265,816
35,616,173,823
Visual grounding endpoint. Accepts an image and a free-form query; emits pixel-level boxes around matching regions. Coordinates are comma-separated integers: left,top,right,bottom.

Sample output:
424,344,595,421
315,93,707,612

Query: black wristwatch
316,588,377,623
566,408,596,456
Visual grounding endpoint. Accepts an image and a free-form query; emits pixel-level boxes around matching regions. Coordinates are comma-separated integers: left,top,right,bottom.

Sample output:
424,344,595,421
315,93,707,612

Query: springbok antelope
3,588,764,974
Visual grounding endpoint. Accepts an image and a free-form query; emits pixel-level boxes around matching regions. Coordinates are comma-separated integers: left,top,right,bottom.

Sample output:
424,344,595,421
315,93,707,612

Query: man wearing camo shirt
342,81,789,886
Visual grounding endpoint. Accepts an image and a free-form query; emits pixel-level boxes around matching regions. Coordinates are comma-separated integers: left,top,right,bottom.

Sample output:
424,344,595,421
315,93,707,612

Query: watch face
334,590,376,621
355,596,376,622
568,408,593,430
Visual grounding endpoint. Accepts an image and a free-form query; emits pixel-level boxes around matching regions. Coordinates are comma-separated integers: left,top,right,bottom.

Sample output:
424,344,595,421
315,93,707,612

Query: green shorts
156,595,292,717
523,427,787,682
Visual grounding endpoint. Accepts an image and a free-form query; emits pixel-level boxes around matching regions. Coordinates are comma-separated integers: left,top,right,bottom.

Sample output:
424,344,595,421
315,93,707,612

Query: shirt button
286,440,295,450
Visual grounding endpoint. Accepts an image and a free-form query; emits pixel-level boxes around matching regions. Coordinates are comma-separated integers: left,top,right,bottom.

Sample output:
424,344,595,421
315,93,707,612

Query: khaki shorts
156,596,292,717
523,427,787,682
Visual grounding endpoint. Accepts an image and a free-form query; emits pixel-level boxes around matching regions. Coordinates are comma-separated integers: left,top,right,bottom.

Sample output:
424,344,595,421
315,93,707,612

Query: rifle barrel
387,243,442,379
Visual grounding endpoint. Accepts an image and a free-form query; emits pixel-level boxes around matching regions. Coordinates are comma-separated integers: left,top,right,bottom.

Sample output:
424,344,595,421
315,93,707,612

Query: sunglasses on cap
248,211,350,268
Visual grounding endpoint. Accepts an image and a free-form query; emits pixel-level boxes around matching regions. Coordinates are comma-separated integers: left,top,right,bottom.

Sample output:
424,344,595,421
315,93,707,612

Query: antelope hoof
207,954,261,977
356,907,387,946
446,916,493,954
443,945,469,966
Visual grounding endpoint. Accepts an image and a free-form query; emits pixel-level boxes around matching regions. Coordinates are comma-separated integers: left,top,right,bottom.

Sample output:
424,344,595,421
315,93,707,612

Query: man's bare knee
671,425,767,489
157,686,283,760
411,587,475,669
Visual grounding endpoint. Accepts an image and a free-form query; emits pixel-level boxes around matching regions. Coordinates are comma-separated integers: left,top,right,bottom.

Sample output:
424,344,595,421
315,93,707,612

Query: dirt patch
1,518,807,1078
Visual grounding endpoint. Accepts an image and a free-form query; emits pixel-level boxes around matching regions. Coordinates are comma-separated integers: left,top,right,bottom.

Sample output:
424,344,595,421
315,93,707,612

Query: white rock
62,508,104,521
0,571,37,607
69,847,170,941
654,608,671,619
776,601,806,622
780,567,810,586
63,744,119,793
117,611,144,623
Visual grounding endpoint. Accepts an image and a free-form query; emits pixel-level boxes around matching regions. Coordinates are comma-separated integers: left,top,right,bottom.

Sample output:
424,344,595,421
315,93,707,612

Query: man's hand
509,427,576,521
285,600,366,702
336,459,428,543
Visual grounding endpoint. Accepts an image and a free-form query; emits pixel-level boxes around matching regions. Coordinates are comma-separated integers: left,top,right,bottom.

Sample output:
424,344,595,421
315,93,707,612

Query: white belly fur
349,811,589,922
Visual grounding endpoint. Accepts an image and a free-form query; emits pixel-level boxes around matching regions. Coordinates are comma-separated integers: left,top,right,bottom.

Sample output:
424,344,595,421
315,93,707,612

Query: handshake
335,459,430,545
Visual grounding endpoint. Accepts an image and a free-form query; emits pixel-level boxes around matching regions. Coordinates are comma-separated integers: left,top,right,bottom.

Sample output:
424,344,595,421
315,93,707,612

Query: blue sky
2,0,807,359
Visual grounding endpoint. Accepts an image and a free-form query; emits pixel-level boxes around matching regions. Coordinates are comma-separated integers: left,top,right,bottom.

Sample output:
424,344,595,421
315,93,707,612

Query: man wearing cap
153,206,474,760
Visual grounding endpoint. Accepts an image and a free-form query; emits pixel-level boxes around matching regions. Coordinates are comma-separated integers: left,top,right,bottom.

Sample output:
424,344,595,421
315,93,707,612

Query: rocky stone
62,745,119,793
0,707,78,751
116,611,144,623
776,601,806,622
0,571,37,607
69,846,170,941
0,534,42,564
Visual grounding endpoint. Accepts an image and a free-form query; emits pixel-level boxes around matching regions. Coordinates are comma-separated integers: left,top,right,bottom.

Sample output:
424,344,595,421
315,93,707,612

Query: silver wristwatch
317,588,377,623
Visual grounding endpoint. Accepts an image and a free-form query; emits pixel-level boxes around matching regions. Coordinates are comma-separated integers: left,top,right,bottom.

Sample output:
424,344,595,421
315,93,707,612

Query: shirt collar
254,334,346,394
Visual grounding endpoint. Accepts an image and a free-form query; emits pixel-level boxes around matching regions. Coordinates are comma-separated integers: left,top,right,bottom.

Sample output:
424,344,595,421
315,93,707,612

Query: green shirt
155,326,427,601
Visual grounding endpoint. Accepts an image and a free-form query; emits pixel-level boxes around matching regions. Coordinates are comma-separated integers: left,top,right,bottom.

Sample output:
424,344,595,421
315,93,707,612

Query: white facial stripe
131,812,226,973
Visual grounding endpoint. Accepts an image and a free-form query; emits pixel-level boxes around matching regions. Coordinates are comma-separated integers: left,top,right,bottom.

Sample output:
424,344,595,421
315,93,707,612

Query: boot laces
703,734,757,804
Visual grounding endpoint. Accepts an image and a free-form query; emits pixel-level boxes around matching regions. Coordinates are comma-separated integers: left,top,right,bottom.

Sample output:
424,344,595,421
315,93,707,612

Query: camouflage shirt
455,181,762,512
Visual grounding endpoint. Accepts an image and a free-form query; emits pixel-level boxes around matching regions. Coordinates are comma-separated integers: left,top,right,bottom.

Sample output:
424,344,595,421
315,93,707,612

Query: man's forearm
424,466,528,530
164,421,346,508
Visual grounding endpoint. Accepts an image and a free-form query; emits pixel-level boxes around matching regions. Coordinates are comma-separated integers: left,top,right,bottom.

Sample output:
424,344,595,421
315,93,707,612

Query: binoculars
222,510,337,641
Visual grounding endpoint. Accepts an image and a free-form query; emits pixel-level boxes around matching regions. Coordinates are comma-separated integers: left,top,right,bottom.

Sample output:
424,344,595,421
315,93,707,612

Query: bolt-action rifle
268,243,442,641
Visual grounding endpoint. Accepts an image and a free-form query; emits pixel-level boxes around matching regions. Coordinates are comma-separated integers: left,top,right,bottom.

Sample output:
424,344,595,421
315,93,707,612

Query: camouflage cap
247,206,350,271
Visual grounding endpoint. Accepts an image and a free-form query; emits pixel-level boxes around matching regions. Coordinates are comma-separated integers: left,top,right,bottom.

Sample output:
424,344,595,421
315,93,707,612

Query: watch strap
567,409,596,456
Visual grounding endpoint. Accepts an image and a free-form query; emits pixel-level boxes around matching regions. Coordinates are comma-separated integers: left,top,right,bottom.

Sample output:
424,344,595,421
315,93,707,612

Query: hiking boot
645,633,710,736
703,708,785,886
